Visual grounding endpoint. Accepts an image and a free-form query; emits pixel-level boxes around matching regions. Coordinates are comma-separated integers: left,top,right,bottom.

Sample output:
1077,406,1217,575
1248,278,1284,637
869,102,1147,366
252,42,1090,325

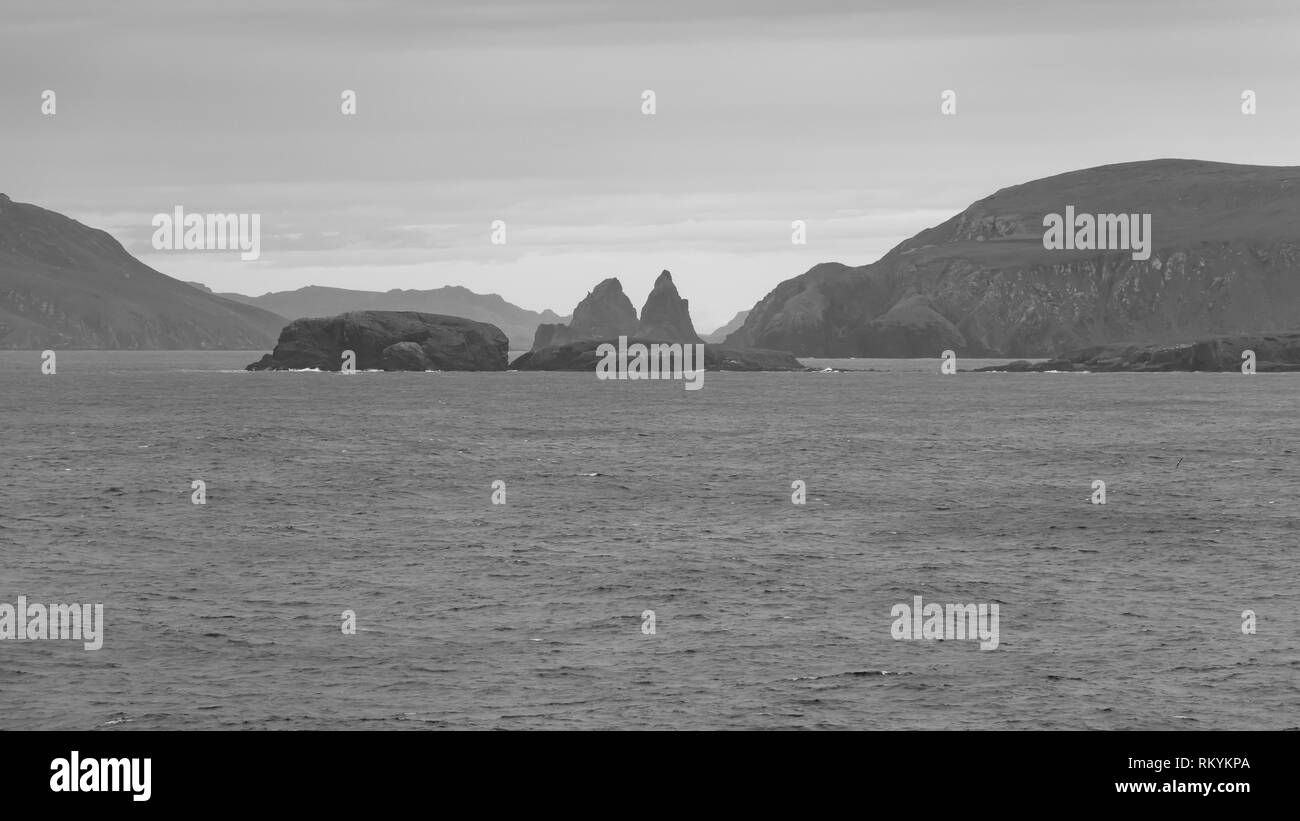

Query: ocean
1,350,1296,729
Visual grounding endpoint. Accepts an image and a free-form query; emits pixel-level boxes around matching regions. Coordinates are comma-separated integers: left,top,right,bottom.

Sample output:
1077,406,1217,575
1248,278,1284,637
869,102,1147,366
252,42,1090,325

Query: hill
727,160,1300,356
0,194,285,349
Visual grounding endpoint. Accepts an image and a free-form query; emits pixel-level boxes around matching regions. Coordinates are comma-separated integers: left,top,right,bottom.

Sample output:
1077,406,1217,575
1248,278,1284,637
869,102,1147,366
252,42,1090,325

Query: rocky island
517,270,803,371
246,311,509,371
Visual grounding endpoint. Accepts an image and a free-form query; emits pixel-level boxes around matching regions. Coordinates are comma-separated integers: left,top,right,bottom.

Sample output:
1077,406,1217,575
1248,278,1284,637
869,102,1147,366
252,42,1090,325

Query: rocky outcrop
531,278,638,349
521,272,803,369
636,270,702,342
379,340,435,371
530,272,707,349
510,339,803,371
854,293,965,356
973,332,1300,372
246,311,508,371
726,160,1300,357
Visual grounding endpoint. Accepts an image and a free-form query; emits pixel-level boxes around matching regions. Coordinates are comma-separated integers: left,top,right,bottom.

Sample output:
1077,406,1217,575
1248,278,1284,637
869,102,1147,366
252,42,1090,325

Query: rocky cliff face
0,194,285,349
636,270,702,342
246,311,508,371
532,277,639,349
726,160,1300,357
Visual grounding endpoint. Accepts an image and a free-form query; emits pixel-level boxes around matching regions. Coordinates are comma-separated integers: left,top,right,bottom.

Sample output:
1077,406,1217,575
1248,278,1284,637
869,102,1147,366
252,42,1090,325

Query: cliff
726,160,1300,357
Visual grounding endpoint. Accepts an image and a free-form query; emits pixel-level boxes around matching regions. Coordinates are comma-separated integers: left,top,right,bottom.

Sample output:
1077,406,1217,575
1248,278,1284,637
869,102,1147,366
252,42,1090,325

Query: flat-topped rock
246,310,508,371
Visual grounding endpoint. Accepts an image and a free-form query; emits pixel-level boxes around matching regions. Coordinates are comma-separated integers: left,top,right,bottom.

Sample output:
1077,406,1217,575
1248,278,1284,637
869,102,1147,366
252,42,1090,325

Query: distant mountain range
206,285,568,351
703,310,749,343
0,193,569,351
0,194,284,349
10,159,1299,357
726,159,1300,356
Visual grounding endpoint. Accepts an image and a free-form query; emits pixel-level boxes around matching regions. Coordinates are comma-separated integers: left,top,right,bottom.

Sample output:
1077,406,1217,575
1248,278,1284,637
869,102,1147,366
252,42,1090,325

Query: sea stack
531,277,639,350
636,270,702,343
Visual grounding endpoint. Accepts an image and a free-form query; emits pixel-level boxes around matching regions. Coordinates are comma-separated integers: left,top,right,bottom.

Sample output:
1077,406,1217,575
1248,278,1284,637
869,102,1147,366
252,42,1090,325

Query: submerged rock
246,311,508,371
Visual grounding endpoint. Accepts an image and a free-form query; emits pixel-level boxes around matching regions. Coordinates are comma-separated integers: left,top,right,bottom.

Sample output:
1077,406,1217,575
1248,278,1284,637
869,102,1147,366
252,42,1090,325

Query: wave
786,670,909,681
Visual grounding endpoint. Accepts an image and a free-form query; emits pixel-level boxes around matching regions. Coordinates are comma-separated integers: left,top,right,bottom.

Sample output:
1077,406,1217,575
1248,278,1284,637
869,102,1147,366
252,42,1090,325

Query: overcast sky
4,0,1299,331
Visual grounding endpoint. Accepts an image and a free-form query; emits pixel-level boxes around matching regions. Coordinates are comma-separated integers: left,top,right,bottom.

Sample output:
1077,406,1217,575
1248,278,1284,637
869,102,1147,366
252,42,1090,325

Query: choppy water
1,351,1296,729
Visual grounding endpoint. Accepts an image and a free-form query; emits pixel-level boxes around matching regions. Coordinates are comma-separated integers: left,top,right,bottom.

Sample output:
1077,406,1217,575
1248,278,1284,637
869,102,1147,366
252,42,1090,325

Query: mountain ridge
215,284,566,351
726,159,1300,357
0,194,285,349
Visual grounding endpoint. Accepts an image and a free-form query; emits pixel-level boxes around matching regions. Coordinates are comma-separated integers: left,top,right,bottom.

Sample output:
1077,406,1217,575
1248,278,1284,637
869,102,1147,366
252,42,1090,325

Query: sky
3,0,1299,332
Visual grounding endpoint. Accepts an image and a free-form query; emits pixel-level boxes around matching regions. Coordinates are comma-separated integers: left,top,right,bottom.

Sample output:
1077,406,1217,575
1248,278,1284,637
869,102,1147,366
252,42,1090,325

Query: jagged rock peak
569,277,639,335
637,269,702,343
531,276,640,349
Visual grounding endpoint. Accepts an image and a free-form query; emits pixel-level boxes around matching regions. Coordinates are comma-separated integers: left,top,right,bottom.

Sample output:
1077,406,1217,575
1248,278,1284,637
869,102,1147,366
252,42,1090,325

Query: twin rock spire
531,270,702,350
